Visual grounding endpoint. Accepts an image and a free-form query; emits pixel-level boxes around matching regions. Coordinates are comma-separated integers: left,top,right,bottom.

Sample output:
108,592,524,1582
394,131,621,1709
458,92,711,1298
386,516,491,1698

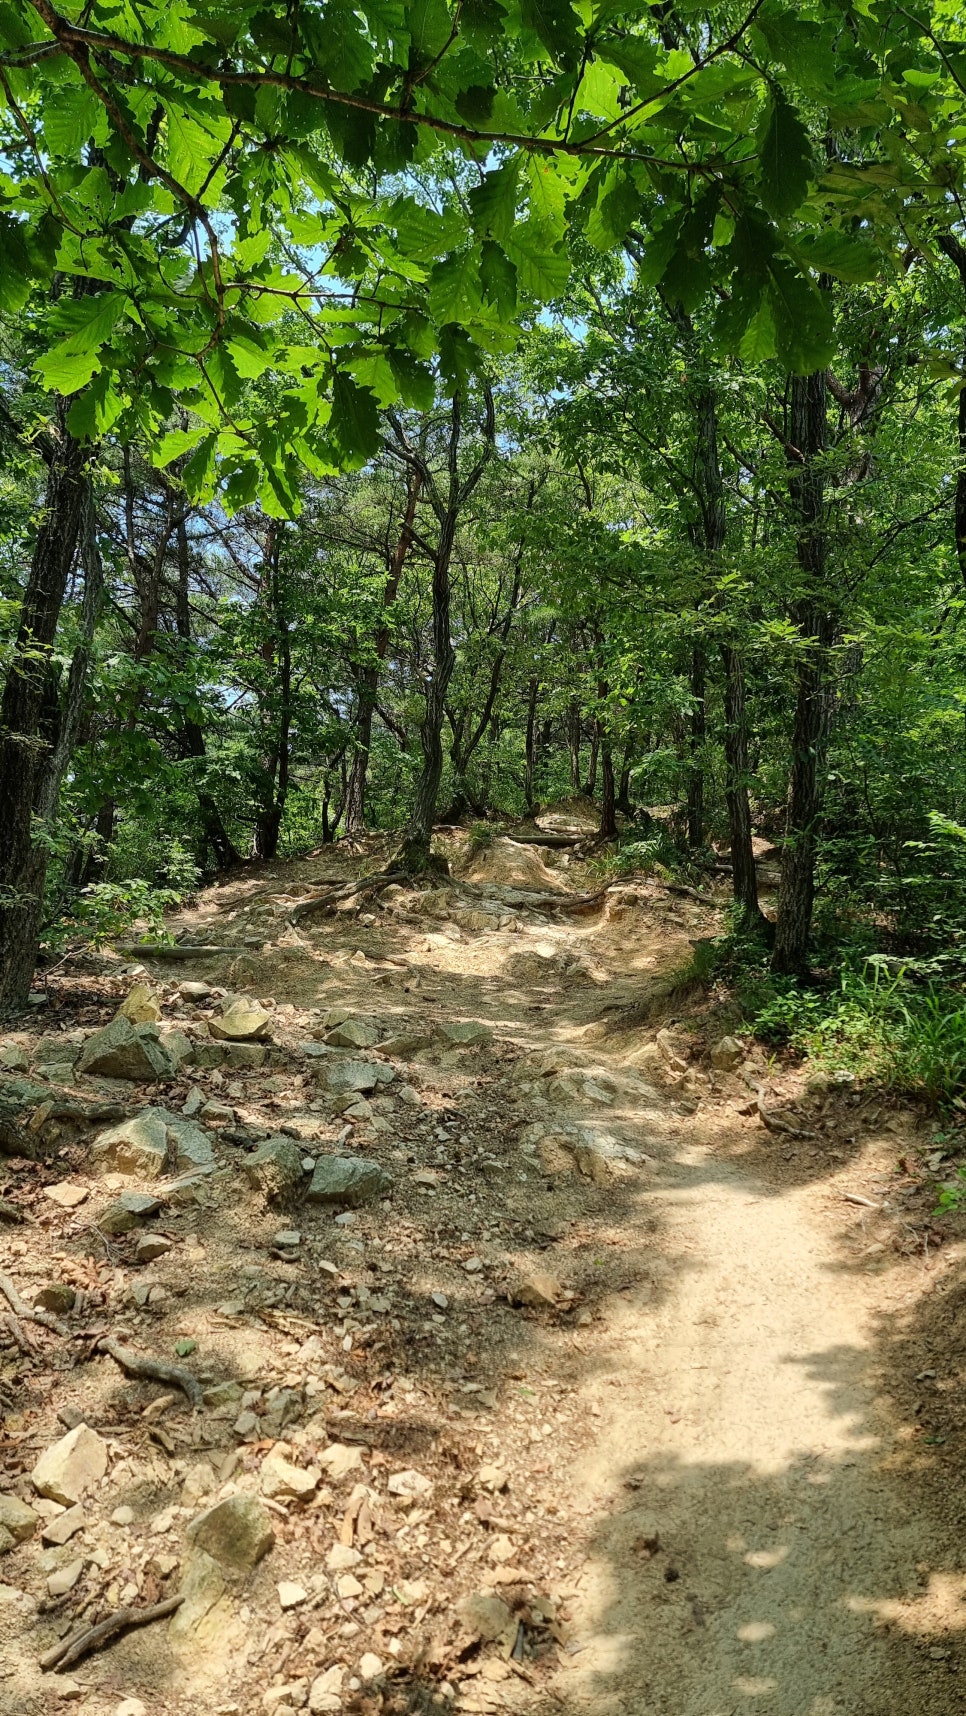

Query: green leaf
519,0,581,65
66,370,125,440
227,334,274,378
329,371,382,463
503,222,568,298
759,93,813,219
43,83,105,155
0,214,32,313
468,161,520,243
429,250,483,324
34,346,102,396
767,256,834,372
480,239,518,318
152,426,209,468
794,229,881,284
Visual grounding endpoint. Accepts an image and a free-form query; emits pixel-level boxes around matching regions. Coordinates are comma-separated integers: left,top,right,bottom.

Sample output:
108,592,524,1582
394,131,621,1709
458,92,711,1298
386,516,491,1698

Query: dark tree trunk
720,642,765,930
523,676,538,811
686,642,706,848
599,727,617,839
0,416,88,1013
345,469,422,835
583,731,599,798
773,368,832,976
398,513,458,871
174,518,241,870
250,523,292,862
568,700,582,792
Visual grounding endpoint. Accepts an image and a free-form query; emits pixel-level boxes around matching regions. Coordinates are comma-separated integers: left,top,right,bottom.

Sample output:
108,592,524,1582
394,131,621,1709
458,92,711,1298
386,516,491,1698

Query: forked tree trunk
0,416,88,1013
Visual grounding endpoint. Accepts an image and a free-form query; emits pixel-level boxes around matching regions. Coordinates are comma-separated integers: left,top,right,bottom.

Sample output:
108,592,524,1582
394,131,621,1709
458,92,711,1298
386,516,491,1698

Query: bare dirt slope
1,829,965,1716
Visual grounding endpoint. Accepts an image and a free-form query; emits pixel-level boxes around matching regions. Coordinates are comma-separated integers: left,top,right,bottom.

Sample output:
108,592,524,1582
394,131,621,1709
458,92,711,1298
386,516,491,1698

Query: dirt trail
1,828,965,1716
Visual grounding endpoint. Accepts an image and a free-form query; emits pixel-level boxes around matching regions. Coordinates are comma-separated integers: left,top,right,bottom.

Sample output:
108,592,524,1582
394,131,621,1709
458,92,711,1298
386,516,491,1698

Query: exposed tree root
39,1595,184,1672
96,1336,203,1407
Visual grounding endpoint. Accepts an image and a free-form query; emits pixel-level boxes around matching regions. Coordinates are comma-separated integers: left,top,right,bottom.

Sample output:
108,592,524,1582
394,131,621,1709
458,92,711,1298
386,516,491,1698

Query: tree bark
686,641,706,848
720,642,765,930
174,517,241,870
773,368,832,976
0,413,88,1012
344,469,422,835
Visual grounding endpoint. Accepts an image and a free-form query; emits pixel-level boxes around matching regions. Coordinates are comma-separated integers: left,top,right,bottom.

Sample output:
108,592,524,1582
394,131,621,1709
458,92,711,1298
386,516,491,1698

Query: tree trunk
773,368,832,976
174,518,241,870
568,700,582,792
583,731,599,798
345,469,422,835
0,417,88,1013
523,677,538,811
599,727,617,838
686,641,706,848
720,642,765,931
398,512,458,872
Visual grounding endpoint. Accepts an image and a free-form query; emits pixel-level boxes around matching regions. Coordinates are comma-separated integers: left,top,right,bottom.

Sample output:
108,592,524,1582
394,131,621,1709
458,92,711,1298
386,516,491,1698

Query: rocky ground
1,820,965,1716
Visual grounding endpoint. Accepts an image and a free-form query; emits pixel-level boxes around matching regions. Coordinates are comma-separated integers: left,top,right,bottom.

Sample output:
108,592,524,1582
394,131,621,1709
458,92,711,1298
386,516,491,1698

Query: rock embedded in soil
135,1233,173,1263
77,1017,175,1081
0,1494,38,1547
42,1181,88,1209
260,1448,319,1501
30,1425,107,1507
242,1135,304,1200
710,1034,743,1071
97,1190,163,1235
33,1282,75,1313
322,1059,393,1095
169,1546,227,1641
306,1156,392,1207
209,999,273,1042
186,1492,275,1572
47,1557,84,1596
433,1020,493,1046
40,1503,85,1545
458,1592,515,1646
325,1018,380,1049
92,1110,169,1174
116,982,162,1024
509,1266,563,1309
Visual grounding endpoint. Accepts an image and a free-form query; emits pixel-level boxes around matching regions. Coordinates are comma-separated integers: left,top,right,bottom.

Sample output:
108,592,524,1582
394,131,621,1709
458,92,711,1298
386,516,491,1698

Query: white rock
278,1580,307,1609
386,1468,432,1498
31,1426,107,1507
47,1558,84,1596
359,1654,383,1681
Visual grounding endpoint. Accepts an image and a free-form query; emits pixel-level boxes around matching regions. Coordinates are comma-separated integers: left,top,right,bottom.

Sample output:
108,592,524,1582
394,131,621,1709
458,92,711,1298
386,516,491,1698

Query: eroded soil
1,822,965,1716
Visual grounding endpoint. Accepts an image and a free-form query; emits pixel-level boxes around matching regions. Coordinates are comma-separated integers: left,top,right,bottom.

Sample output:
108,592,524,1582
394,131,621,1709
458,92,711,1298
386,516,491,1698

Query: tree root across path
39,1595,184,1672
287,870,407,923
95,1336,203,1407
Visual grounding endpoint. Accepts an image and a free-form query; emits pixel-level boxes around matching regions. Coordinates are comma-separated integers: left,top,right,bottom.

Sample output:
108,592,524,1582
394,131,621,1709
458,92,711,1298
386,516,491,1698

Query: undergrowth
711,924,966,1111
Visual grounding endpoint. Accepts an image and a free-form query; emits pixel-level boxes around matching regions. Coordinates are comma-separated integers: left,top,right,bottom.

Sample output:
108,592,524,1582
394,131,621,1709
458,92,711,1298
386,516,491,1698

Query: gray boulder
306,1156,392,1207
242,1135,304,1200
323,1059,394,1095
186,1492,275,1572
77,1017,174,1082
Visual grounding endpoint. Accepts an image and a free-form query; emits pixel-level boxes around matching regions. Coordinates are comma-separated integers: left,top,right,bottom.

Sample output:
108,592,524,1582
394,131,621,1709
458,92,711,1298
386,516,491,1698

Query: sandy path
553,1140,966,1715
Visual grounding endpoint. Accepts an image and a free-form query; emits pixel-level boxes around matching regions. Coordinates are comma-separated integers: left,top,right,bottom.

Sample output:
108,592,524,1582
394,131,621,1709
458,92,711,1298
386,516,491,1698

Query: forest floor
2,811,966,1716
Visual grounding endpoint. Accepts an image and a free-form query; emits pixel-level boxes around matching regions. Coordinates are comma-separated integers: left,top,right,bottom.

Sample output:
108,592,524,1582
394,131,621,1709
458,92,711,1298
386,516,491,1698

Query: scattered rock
308,1666,344,1713
326,1019,379,1050
318,1444,363,1481
508,1267,562,1309
115,1699,148,1716
178,981,213,1001
92,1110,169,1175
0,1044,29,1072
323,1060,394,1096
47,1558,84,1597
273,1229,301,1249
458,1592,515,1645
33,1282,76,1313
434,1020,492,1046
77,1017,174,1082
169,1547,228,1642
278,1579,307,1609
265,1683,309,1714
201,1099,235,1122
306,1157,392,1207
116,983,162,1025
209,999,273,1042
242,1135,304,1201
359,1654,383,1681
186,1492,275,1572
710,1034,743,1072
655,1027,690,1074
31,1425,108,1507
97,1191,163,1236
386,1468,432,1499
41,1503,85,1546
135,1233,173,1263
0,1494,38,1546
260,1449,319,1502
42,1182,88,1210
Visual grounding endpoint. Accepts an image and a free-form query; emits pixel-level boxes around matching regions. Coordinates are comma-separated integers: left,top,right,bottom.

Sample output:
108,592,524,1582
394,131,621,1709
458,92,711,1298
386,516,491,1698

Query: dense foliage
5,0,966,1084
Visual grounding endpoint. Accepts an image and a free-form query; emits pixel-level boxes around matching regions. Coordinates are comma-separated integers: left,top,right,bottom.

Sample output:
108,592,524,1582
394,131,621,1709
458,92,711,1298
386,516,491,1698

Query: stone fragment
273,1229,301,1249
47,1558,84,1597
178,982,213,1001
92,1111,168,1175
209,999,273,1042
169,1547,227,1642
318,1444,363,1481
182,1089,203,1117
336,1573,362,1598
40,1503,85,1546
458,1592,514,1644
111,1505,135,1526
322,1060,393,1096
0,1494,38,1545
135,1233,173,1263
260,1449,319,1502
31,1426,107,1506
0,1044,29,1072
116,983,162,1025
201,1099,234,1122
377,1032,433,1059
33,1283,76,1313
158,1027,195,1070
655,1027,690,1074
710,1034,744,1072
386,1468,432,1498
42,1182,88,1210
306,1157,392,1207
308,1667,344,1713
225,1042,268,1069
77,1018,174,1082
433,1020,492,1046
325,1019,379,1050
278,1580,307,1609
186,1492,275,1572
115,1700,148,1716
264,1684,309,1714
242,1135,304,1200
326,1543,361,1571
359,1654,383,1681
97,1191,163,1236
509,1267,562,1309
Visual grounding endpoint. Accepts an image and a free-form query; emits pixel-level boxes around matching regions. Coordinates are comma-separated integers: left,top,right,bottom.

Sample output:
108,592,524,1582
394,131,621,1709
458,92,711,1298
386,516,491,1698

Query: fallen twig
117,943,247,959
288,870,406,923
96,1336,203,1408
663,882,717,906
39,1594,184,1672
507,832,586,848
754,1090,815,1140
1,1311,37,1353
843,1192,880,1210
